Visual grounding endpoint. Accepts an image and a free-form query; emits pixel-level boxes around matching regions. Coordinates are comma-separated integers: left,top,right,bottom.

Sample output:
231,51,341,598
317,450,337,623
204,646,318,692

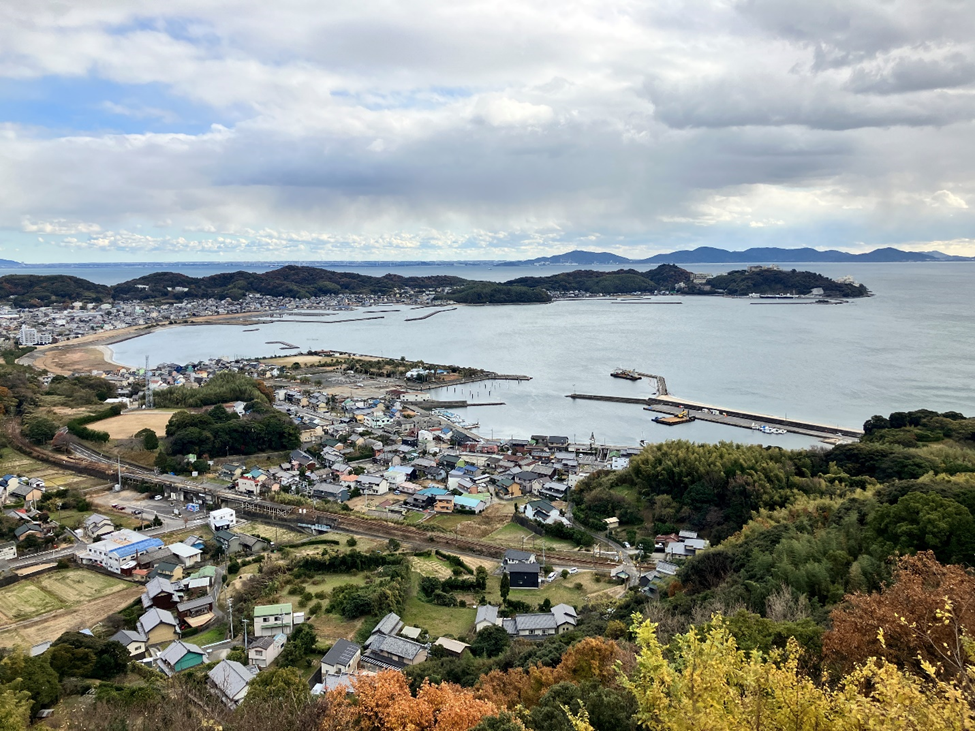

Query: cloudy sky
1,0,974,262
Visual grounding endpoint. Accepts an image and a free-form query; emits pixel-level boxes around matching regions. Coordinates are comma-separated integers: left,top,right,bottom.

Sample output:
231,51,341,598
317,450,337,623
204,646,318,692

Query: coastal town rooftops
475,604,499,627
322,638,361,668
373,611,404,637
364,632,427,661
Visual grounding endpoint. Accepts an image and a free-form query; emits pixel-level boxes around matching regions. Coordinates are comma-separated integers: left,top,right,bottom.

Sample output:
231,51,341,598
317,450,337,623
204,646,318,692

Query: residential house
84,529,165,574
538,482,570,502
13,523,42,542
176,596,215,628
506,562,541,589
321,638,361,676
109,629,147,659
502,549,536,568
137,607,180,646
82,513,115,540
309,483,349,503
209,660,258,709
214,530,240,555
168,542,203,567
157,640,208,675
238,534,269,554
141,576,181,610
501,604,577,639
521,500,566,525
433,637,470,658
453,495,487,514
357,474,388,496
434,495,454,513
253,603,295,637
9,483,44,504
474,604,500,632
361,633,429,671
208,508,237,532
248,633,286,669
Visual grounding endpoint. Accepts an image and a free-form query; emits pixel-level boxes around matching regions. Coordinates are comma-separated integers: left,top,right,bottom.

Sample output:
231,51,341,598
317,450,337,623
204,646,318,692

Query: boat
752,423,787,435
611,368,642,381
653,409,695,426
243,328,260,332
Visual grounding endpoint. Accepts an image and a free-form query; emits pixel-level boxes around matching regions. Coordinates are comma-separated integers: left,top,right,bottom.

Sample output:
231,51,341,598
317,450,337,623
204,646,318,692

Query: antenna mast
144,356,154,409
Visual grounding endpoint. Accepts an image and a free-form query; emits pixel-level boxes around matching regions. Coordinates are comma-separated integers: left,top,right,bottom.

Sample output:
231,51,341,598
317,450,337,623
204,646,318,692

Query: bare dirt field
0,447,105,491
89,409,176,438
31,346,125,376
0,569,140,648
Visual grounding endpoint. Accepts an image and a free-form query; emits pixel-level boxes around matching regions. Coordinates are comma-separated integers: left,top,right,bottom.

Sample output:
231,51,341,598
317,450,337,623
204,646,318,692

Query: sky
1,1,974,263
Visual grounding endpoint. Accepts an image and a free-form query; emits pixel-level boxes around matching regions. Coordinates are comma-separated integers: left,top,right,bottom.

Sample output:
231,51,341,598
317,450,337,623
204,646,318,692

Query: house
149,561,183,582
433,637,470,658
474,604,500,632
208,659,258,709
538,482,570,502
655,560,680,576
82,513,115,540
14,523,43,541
238,534,269,554
453,495,488,514
176,596,215,628
157,640,208,675
214,530,241,555
137,607,180,646
9,483,44,504
208,508,237,532
506,562,541,589
253,603,295,637
141,576,181,610
405,493,435,511
372,612,404,637
522,500,566,525
434,495,454,513
357,474,388,496
361,633,429,671
109,629,147,659
248,633,286,669
168,542,203,567
501,604,577,639
502,549,536,568
309,483,349,503
321,638,361,676
290,449,318,471
603,517,620,530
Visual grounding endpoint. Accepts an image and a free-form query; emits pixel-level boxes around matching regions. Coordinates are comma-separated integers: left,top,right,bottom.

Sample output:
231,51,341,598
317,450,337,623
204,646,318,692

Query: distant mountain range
501,246,975,266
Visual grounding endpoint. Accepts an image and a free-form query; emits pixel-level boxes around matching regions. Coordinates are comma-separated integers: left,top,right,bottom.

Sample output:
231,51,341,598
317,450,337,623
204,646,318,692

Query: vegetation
153,371,273,408
157,402,299,461
707,267,869,297
505,264,693,293
438,283,551,304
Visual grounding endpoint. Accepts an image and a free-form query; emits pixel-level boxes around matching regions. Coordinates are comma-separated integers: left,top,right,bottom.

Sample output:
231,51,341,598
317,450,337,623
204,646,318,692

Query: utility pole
227,597,234,640
144,356,154,409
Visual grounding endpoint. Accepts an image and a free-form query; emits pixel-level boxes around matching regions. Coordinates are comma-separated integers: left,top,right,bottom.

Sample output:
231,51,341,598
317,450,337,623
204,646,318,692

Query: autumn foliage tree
824,551,975,690
320,670,498,731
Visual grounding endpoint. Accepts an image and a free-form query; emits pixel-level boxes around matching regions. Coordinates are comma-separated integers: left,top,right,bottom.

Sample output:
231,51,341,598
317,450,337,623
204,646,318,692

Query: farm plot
0,569,129,624
89,409,176,439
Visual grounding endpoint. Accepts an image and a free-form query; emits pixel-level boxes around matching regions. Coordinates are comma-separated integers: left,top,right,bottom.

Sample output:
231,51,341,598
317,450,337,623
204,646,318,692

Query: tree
475,565,488,591
824,551,975,688
470,712,525,731
134,427,159,450
870,492,975,564
0,680,32,731
244,666,309,710
470,625,510,658
500,573,510,604
279,622,317,668
347,537,358,548
0,652,59,717
22,417,58,445
387,538,401,552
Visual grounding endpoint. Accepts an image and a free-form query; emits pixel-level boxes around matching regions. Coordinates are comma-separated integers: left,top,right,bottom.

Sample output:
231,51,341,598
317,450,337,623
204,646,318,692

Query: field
484,522,578,551
237,522,307,546
0,569,142,648
0,447,104,492
89,409,177,438
402,596,477,639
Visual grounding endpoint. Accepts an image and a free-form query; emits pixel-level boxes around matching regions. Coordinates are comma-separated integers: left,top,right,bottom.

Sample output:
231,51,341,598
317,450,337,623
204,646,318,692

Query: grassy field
483,522,577,551
237,522,307,545
402,596,476,639
0,569,130,624
90,409,177,438
190,623,228,646
486,571,609,607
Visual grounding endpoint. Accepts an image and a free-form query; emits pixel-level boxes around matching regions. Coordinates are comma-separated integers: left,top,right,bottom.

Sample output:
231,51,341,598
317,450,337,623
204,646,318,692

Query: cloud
0,1,974,259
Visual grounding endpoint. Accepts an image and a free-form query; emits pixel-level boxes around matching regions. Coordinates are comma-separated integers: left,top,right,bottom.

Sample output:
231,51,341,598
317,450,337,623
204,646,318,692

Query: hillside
707,268,869,297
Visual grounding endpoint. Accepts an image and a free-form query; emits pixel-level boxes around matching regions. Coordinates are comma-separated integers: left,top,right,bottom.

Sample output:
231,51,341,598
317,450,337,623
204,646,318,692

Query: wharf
412,373,531,391
422,400,505,408
567,393,862,440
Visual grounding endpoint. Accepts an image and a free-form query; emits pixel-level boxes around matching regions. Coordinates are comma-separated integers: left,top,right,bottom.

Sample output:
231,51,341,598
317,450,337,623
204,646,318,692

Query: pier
412,373,532,391
422,400,505,408
405,307,457,322
567,393,862,441
633,372,669,396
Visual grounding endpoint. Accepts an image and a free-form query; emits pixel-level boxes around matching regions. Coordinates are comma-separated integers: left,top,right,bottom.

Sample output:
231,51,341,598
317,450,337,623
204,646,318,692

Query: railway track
5,419,637,571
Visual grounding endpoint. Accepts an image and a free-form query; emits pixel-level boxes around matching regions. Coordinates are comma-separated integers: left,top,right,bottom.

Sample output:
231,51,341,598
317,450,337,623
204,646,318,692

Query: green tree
134,427,159,450
470,712,525,731
243,666,309,709
22,417,58,445
870,491,975,564
470,625,511,658
0,652,59,717
0,680,32,731
278,623,317,668
500,572,510,604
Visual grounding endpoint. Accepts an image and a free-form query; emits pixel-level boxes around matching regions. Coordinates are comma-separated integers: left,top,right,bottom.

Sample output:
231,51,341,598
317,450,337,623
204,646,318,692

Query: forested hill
0,263,867,307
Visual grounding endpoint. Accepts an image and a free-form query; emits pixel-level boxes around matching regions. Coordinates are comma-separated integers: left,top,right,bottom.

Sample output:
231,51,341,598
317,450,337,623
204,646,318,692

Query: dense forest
0,263,867,307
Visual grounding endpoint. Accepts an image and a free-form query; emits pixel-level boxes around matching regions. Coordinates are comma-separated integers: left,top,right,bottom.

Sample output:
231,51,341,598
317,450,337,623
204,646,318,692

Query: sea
8,261,974,449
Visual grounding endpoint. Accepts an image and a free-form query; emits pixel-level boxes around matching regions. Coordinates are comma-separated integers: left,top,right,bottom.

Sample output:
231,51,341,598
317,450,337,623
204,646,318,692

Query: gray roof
248,635,276,650
507,562,541,575
513,613,557,632
110,629,147,646
322,638,361,668
552,603,577,627
83,513,112,527
475,604,498,626
159,640,206,666
208,659,256,700
145,576,177,598
373,612,403,637
502,549,534,563
364,633,426,661
137,607,177,633
176,595,214,613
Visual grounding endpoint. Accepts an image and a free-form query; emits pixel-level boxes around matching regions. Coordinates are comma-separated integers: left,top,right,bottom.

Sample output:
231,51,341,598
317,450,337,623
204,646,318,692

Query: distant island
0,263,867,307
501,246,974,266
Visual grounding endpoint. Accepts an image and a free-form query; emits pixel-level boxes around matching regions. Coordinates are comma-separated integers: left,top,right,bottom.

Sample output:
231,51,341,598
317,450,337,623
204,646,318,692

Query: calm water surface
107,262,975,448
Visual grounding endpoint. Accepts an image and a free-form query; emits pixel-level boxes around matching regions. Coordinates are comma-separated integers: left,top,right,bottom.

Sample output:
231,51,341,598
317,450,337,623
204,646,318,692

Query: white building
83,529,164,574
208,508,237,532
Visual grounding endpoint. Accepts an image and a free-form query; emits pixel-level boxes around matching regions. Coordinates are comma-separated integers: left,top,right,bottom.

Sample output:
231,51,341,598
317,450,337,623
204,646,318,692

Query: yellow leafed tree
567,615,975,731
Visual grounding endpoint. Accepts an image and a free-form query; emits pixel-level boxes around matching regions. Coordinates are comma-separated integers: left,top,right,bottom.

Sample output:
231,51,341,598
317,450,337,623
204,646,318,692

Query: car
547,571,558,582
568,567,579,574
623,542,631,549
110,503,119,509
131,509,142,516
153,495,164,501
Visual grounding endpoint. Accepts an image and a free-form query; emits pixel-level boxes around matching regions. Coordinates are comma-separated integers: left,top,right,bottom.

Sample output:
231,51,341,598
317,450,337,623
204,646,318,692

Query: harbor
567,391,863,442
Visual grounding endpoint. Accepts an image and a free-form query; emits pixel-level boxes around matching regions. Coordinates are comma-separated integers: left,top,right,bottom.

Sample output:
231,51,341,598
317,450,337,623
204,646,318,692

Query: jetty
412,373,532,391
422,400,505,409
567,392,862,440
405,308,457,322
